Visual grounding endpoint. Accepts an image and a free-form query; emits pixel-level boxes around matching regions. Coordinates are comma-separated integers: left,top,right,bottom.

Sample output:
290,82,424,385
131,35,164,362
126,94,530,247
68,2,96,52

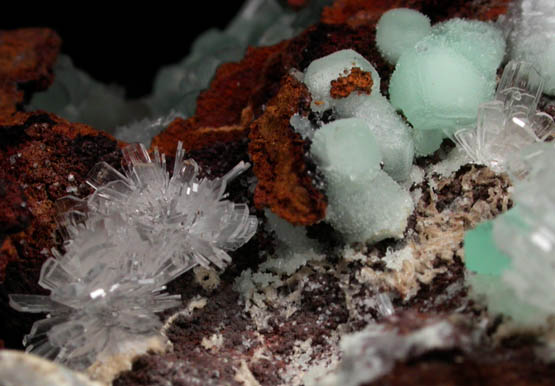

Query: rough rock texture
249,75,326,225
151,43,287,154
0,28,123,351
0,28,60,121
330,67,374,99
3,1,555,385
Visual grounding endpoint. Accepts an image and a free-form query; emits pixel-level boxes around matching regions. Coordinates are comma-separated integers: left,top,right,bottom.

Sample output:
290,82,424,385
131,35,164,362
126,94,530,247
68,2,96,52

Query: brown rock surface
330,67,374,99
151,44,286,154
249,75,326,225
0,28,60,120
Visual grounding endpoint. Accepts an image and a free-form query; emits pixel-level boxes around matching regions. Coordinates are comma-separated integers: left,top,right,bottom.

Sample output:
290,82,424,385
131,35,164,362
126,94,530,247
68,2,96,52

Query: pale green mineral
325,169,414,244
390,42,494,132
375,8,431,65
310,118,382,182
304,49,381,112
335,94,414,181
311,118,413,244
432,19,505,77
412,127,446,156
388,16,504,156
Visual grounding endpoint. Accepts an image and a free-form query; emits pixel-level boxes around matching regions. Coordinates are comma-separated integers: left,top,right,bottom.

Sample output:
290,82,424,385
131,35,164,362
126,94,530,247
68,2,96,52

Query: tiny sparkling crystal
454,61,554,173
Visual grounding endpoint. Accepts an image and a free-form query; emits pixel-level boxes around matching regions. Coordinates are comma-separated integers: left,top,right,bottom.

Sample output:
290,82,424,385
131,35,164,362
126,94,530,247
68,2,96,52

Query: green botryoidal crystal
465,143,555,327
310,118,413,244
375,8,431,65
464,208,550,327
386,12,506,156
304,49,381,113
464,217,511,277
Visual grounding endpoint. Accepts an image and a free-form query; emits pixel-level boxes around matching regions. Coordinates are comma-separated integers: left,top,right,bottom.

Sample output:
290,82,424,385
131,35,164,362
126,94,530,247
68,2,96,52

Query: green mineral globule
432,18,505,77
304,49,381,112
310,118,413,244
375,8,432,65
310,117,382,182
334,94,414,181
388,16,505,155
390,39,494,132
464,220,511,276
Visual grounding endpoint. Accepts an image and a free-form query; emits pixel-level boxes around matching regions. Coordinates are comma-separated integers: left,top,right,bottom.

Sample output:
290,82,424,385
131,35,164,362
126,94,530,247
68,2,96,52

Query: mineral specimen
334,93,414,181
388,12,505,155
465,144,555,327
375,8,432,65
503,0,555,95
310,118,413,243
455,61,554,173
304,49,381,112
9,142,257,369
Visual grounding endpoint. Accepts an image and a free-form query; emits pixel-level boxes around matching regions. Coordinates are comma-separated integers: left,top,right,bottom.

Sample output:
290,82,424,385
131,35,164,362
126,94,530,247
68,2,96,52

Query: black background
2,3,246,98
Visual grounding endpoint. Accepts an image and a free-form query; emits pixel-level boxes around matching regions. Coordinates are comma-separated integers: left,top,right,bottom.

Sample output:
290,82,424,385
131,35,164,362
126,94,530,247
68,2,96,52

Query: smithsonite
311,118,413,244
464,220,511,276
304,49,381,112
376,8,431,65
432,19,505,77
335,94,414,181
390,41,494,132
310,118,382,182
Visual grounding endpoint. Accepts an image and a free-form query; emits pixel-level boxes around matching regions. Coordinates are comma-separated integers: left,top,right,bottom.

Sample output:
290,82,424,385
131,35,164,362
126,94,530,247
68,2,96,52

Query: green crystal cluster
298,49,414,244
383,11,506,156
465,145,555,327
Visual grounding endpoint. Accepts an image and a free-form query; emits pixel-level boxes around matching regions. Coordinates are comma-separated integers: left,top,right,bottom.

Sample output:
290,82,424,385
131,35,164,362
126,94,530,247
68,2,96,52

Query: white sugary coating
335,94,414,181
310,118,382,183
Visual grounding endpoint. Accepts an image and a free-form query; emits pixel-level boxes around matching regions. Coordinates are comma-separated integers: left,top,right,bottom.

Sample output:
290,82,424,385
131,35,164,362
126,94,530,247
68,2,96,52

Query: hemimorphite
310,118,382,182
390,42,494,131
310,118,413,244
375,8,431,65
335,94,414,181
304,49,381,112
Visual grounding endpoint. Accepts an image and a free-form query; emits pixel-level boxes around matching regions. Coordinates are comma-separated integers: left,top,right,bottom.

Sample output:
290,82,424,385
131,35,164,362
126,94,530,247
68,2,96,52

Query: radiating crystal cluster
502,0,555,95
387,13,505,156
9,142,257,369
455,61,554,173
465,144,555,326
29,0,334,138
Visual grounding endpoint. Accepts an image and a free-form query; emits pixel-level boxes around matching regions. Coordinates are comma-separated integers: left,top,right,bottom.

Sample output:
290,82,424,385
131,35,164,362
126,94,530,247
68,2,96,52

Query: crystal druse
3,0,555,385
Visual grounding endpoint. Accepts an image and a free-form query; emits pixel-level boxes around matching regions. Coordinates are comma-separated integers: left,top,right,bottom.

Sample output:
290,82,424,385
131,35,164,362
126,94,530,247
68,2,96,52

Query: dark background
2,3,246,98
